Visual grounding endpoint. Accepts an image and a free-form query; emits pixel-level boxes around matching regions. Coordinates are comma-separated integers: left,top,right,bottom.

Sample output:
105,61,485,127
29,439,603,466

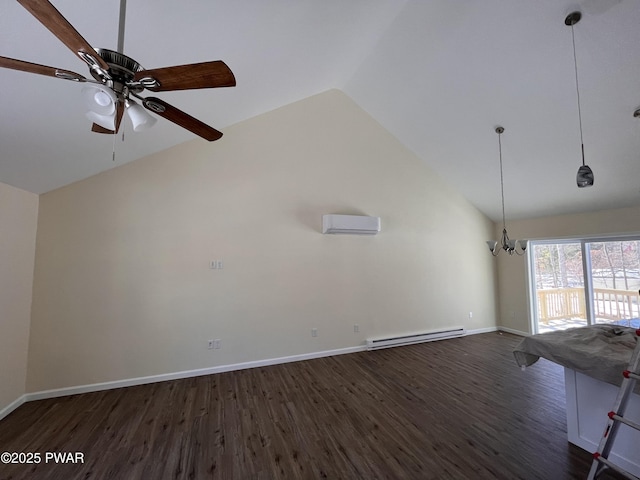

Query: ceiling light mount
486,126,527,257
565,11,582,26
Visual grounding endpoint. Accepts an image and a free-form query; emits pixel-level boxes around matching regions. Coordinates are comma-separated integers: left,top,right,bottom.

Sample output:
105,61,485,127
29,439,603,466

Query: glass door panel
588,240,640,328
532,242,587,333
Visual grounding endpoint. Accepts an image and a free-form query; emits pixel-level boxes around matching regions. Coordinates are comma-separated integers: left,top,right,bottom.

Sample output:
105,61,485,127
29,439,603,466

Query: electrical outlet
469,311,473,319
210,260,224,269
354,324,359,333
207,340,214,349
213,339,221,349
311,328,318,337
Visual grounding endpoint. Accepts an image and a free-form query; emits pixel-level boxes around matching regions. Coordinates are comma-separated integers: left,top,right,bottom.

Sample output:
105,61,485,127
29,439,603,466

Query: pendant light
566,11,594,188
486,126,527,256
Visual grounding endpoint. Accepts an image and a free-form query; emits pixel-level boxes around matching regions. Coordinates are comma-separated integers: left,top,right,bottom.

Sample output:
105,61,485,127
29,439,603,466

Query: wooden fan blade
114,100,125,132
0,55,86,81
91,124,113,134
17,0,109,71
90,100,125,134
134,61,236,92
142,97,223,141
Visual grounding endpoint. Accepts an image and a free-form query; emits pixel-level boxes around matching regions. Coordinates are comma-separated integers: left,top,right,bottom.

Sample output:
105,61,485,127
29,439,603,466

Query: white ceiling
1,0,639,222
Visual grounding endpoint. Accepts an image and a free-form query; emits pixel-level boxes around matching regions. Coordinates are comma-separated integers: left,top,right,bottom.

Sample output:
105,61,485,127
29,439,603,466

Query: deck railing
537,287,640,324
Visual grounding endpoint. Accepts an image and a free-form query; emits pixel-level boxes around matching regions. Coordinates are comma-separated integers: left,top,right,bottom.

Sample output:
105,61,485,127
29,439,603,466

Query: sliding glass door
529,237,640,333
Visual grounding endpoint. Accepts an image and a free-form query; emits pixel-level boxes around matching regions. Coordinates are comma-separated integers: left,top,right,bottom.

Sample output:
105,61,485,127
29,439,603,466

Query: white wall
27,89,497,393
0,182,38,414
496,206,640,333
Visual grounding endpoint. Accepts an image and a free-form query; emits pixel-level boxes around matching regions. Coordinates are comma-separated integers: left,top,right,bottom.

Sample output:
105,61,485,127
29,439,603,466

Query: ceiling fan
0,0,236,141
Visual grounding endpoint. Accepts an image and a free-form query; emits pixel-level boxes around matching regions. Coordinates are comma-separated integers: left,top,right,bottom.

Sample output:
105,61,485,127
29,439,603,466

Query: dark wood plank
0,332,626,479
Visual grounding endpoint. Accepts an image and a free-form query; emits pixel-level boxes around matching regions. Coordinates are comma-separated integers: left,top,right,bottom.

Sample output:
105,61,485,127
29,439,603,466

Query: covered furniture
513,325,640,476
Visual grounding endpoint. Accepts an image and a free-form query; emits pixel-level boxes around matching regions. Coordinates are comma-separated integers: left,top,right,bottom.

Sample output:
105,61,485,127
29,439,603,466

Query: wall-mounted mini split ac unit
322,214,381,235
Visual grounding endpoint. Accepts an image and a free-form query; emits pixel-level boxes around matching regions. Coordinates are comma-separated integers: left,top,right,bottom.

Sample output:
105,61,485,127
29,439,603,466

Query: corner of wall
0,182,38,417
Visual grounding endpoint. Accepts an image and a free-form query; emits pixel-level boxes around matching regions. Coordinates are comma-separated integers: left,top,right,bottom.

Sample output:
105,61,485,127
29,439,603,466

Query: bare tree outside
535,243,584,289
590,241,640,291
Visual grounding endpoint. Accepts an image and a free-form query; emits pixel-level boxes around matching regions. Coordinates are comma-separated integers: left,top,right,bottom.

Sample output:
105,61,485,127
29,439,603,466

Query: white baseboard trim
0,394,26,422
22,345,367,404
497,326,530,337
466,326,498,335
4,328,509,416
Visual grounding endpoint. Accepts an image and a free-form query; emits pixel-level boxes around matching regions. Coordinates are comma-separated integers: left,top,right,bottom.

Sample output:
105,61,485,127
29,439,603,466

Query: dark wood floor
0,332,622,479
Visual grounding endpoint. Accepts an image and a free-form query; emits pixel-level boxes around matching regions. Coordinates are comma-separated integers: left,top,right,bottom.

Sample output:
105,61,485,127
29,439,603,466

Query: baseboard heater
366,327,466,351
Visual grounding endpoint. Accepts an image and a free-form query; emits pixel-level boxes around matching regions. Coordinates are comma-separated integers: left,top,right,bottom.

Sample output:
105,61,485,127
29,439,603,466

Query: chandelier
486,126,527,256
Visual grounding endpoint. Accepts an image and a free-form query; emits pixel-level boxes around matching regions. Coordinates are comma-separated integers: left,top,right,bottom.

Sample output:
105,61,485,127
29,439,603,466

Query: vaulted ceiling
1,0,639,222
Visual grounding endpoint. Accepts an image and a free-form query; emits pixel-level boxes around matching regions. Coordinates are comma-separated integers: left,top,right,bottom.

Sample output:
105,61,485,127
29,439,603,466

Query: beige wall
0,182,38,412
27,89,497,392
497,206,640,333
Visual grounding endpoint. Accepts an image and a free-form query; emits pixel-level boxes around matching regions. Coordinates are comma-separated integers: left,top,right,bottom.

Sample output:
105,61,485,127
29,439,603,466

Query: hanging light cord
570,22,586,167
498,130,507,231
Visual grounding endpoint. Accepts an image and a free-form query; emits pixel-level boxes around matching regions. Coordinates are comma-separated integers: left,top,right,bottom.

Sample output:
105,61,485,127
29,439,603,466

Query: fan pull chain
112,131,117,162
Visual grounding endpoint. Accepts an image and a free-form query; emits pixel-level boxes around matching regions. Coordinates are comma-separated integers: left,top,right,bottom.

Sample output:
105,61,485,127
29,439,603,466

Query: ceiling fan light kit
1,0,235,141
82,84,117,115
125,99,156,132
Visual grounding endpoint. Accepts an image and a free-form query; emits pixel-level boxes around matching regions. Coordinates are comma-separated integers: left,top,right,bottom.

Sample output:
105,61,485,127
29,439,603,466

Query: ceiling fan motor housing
90,48,145,94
